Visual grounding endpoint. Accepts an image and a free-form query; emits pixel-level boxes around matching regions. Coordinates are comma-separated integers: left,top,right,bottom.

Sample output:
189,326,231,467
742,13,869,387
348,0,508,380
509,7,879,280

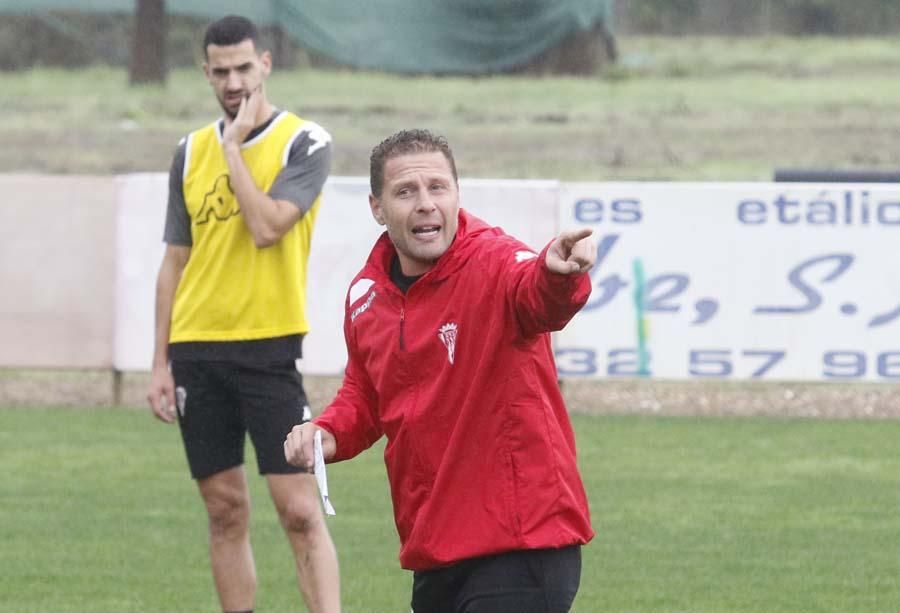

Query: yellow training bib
170,112,321,343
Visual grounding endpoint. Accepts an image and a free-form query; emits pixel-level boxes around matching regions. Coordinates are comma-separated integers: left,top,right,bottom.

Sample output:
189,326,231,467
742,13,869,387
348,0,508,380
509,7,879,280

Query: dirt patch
562,379,900,419
3,370,898,420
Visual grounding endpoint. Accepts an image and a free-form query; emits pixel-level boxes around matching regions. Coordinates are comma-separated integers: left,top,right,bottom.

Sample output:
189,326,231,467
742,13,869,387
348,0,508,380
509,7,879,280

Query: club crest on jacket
438,322,458,365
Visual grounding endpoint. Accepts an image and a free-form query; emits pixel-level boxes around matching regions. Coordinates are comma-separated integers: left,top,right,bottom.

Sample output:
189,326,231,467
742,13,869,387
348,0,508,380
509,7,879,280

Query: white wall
0,174,117,368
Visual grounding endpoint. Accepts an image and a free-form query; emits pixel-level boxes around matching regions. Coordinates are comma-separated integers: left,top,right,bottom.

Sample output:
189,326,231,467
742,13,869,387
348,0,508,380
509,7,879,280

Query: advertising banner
556,183,900,381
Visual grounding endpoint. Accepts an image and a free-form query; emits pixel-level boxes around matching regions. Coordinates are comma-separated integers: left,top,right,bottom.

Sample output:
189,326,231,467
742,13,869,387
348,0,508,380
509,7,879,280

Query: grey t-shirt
163,111,332,246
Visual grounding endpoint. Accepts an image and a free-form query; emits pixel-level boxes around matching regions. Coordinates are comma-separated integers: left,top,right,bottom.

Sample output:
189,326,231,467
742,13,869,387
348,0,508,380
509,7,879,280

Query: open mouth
412,225,440,238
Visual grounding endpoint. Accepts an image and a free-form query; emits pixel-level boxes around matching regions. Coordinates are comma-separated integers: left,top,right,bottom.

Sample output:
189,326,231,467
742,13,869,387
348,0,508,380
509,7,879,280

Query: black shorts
411,545,582,613
170,360,311,480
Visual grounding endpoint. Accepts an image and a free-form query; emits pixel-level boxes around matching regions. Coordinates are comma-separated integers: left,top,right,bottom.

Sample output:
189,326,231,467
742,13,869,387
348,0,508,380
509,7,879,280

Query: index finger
561,227,593,245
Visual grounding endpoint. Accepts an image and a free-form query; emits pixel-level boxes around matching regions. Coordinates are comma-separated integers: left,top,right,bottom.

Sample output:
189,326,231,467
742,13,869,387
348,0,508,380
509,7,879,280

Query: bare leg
197,466,255,612
267,472,341,612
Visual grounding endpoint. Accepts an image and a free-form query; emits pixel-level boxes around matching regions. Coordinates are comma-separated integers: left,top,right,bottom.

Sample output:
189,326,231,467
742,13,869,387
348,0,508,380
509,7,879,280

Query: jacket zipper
399,306,406,350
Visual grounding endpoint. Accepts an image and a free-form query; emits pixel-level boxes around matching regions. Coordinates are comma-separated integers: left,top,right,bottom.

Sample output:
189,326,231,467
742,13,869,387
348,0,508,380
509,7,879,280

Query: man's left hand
546,228,595,275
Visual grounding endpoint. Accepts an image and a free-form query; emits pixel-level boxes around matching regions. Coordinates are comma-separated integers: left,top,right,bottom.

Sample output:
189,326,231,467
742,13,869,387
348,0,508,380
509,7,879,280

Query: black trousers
411,545,582,613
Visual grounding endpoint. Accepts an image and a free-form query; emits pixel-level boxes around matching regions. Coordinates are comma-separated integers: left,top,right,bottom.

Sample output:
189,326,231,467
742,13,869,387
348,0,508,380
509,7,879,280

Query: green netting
1,0,614,74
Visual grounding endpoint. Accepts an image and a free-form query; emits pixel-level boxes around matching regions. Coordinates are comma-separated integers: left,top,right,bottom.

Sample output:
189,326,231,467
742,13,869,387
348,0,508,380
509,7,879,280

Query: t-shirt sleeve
268,121,333,216
162,138,192,246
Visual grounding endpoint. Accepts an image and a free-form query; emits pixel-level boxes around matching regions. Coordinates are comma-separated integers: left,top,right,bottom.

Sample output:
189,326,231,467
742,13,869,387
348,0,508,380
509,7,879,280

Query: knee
205,492,250,540
279,494,320,536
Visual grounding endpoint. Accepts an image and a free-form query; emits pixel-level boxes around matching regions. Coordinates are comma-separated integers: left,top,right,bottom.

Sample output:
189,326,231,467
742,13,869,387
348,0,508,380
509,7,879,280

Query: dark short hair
369,129,458,197
202,15,261,58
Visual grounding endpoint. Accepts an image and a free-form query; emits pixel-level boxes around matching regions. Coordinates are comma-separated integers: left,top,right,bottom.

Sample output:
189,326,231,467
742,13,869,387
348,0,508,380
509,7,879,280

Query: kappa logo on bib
196,174,239,224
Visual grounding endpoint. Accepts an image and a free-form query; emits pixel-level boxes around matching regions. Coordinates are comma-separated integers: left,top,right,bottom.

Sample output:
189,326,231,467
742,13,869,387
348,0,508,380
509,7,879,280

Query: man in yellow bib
146,15,340,613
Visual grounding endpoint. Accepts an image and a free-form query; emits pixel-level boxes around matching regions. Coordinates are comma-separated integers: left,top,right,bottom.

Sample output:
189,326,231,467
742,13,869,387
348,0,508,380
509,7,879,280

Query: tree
129,0,166,84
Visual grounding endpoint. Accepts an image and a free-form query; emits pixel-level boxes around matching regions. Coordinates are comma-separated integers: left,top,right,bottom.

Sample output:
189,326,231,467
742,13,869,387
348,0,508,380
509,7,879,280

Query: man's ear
260,50,272,77
369,194,385,225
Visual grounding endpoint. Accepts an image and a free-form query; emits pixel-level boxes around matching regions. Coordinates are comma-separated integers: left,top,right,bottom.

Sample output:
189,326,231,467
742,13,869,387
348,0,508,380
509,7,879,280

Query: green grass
2,408,899,611
2,36,900,180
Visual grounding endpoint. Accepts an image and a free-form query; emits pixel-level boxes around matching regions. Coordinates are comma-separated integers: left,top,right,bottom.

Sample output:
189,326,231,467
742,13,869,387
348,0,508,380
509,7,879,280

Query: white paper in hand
313,430,336,516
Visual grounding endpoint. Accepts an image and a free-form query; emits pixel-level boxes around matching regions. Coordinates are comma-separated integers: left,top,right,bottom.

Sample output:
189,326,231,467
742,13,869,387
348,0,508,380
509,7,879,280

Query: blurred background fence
0,0,616,76
2,0,900,76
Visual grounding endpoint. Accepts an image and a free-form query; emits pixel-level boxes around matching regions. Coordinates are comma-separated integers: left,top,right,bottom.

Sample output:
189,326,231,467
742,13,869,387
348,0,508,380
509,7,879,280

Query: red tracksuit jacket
314,209,595,571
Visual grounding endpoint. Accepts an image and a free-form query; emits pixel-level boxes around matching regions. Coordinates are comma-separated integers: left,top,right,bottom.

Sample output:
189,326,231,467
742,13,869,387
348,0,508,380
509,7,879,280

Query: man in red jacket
285,129,595,612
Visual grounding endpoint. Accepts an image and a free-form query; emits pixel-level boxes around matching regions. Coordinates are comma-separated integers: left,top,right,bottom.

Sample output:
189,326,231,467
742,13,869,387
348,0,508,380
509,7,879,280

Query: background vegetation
2,36,898,181
623,0,900,35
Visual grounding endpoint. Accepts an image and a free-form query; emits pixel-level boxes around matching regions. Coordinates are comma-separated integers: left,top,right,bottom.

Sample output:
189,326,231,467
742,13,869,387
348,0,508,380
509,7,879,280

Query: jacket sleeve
502,239,593,340
312,302,383,462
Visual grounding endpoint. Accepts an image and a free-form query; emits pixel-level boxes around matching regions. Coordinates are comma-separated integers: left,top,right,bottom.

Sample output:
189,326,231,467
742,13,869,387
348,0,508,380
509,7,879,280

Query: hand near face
222,85,263,148
546,228,595,275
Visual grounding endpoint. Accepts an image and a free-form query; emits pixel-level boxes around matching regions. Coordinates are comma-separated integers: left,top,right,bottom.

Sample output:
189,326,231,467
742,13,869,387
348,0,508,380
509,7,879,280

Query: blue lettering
869,301,900,327
849,191,867,224
584,234,628,311
689,349,732,377
877,352,900,379
743,350,785,377
574,199,603,224
878,201,900,224
737,200,766,224
574,198,642,224
823,350,865,379
807,196,837,225
737,190,900,226
554,348,597,376
774,194,801,224
608,348,642,377
692,298,718,325
755,253,853,314
645,274,688,313
611,199,642,223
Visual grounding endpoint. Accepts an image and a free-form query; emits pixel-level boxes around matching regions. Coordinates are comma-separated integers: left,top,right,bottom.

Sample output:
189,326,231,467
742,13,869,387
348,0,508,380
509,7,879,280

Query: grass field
3,36,900,180
3,407,899,612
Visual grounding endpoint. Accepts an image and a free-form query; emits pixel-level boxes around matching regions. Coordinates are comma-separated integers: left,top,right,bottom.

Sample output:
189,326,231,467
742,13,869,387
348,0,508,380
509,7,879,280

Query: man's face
370,151,460,277
203,39,271,118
